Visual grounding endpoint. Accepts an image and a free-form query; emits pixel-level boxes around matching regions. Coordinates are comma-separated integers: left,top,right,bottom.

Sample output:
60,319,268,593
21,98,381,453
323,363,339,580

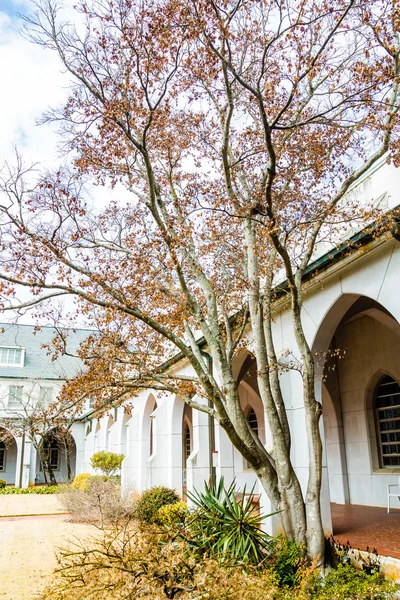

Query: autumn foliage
0,0,399,560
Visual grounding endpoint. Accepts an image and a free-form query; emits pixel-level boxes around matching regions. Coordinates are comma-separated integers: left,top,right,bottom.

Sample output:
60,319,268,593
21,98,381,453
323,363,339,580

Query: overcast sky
0,0,101,326
0,0,72,171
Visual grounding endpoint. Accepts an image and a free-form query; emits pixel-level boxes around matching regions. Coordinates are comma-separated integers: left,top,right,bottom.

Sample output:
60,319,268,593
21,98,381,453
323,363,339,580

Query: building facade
0,325,90,487
1,157,400,537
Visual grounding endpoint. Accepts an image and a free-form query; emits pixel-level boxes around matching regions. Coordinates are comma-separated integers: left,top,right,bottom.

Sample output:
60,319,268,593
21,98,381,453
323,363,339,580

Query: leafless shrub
60,478,135,528
39,519,282,600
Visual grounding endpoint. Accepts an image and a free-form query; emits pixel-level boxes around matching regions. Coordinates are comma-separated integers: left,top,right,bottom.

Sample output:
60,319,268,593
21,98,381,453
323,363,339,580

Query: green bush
306,563,396,600
156,501,188,526
186,478,275,565
135,486,180,523
71,473,92,492
0,479,6,489
0,485,61,494
271,536,306,587
90,451,125,476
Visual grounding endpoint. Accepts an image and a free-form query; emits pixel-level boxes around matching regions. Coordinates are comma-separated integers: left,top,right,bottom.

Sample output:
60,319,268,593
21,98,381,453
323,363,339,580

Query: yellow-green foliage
71,473,91,492
0,479,6,489
156,501,188,526
0,485,60,494
90,451,124,476
134,486,180,523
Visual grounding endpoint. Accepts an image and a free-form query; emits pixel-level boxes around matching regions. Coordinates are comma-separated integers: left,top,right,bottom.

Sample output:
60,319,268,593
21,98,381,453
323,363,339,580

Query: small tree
90,451,125,477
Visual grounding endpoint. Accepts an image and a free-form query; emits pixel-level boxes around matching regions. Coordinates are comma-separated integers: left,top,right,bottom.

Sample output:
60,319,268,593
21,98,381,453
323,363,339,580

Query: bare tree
0,0,399,560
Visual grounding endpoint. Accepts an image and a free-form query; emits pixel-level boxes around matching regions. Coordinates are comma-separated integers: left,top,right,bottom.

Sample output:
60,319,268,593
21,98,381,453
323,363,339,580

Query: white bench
387,476,400,513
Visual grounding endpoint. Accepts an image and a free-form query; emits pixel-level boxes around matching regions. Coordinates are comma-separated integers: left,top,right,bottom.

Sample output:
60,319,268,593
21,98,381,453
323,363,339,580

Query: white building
0,325,90,487
1,158,400,537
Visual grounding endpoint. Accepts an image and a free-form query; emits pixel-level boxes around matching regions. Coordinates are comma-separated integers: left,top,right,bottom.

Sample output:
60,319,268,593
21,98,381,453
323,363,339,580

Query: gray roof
0,324,94,381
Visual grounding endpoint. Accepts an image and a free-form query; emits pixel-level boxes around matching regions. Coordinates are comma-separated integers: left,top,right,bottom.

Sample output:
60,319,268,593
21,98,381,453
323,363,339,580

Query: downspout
18,428,25,488
201,351,216,489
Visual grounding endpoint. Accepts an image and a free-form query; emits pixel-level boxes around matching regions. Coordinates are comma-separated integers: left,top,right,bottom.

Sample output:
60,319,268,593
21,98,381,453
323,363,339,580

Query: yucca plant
186,478,276,565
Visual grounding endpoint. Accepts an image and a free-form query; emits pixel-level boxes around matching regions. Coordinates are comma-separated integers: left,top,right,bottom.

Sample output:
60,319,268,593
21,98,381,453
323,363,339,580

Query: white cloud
0,1,74,169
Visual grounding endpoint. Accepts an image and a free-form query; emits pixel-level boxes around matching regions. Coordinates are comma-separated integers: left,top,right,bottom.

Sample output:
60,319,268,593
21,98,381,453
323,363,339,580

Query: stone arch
85,421,92,438
36,427,77,484
94,419,101,453
0,427,18,485
142,393,157,461
182,404,193,495
235,354,267,473
232,349,255,381
121,408,132,456
311,293,400,507
105,415,115,451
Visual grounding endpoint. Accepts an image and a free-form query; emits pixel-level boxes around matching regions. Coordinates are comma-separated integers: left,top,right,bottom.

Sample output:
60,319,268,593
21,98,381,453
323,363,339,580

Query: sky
0,0,72,169
0,0,103,326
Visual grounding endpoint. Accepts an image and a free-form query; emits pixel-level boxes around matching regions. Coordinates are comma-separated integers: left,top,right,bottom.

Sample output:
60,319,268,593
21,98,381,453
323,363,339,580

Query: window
0,347,24,367
0,441,5,472
39,386,53,408
50,445,59,470
247,408,259,436
41,439,59,471
8,385,23,410
149,401,157,457
246,407,259,469
375,375,400,467
183,421,192,460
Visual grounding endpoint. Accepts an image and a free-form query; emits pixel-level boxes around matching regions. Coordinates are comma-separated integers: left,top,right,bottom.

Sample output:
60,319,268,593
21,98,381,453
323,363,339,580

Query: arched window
247,407,258,436
0,441,5,472
183,420,192,460
149,401,157,457
245,407,259,469
375,375,400,467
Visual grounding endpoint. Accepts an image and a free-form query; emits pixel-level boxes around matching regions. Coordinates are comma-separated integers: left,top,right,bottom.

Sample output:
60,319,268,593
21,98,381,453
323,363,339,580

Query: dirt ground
0,494,67,517
0,513,94,599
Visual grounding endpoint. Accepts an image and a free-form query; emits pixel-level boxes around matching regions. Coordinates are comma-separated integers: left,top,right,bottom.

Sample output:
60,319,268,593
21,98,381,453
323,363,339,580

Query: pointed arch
142,393,157,460
312,293,400,508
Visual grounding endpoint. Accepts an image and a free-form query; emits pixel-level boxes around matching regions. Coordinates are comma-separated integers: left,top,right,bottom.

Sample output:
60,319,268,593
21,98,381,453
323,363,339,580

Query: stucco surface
0,514,94,599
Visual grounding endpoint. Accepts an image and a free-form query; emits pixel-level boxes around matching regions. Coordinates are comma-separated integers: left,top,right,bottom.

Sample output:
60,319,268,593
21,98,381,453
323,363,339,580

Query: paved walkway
0,513,94,599
331,503,400,558
0,494,66,517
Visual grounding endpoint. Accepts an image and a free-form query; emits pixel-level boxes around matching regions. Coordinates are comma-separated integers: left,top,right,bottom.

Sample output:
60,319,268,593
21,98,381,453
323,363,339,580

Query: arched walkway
312,294,400,508
182,404,193,496
36,428,77,484
0,428,18,485
141,394,157,488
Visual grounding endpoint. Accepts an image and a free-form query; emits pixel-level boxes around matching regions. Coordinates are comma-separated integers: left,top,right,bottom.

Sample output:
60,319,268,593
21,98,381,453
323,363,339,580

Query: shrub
271,536,306,587
303,563,396,600
0,479,6,489
60,477,134,526
156,501,188,526
134,486,180,523
90,451,125,476
71,473,91,492
186,478,274,565
0,485,61,494
37,522,397,600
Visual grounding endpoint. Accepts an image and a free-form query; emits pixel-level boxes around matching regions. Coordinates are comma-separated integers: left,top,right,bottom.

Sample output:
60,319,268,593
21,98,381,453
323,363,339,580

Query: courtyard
0,496,94,600
331,503,400,559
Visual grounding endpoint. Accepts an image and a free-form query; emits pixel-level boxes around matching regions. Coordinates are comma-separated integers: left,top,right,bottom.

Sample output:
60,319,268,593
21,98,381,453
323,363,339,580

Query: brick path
331,503,400,558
